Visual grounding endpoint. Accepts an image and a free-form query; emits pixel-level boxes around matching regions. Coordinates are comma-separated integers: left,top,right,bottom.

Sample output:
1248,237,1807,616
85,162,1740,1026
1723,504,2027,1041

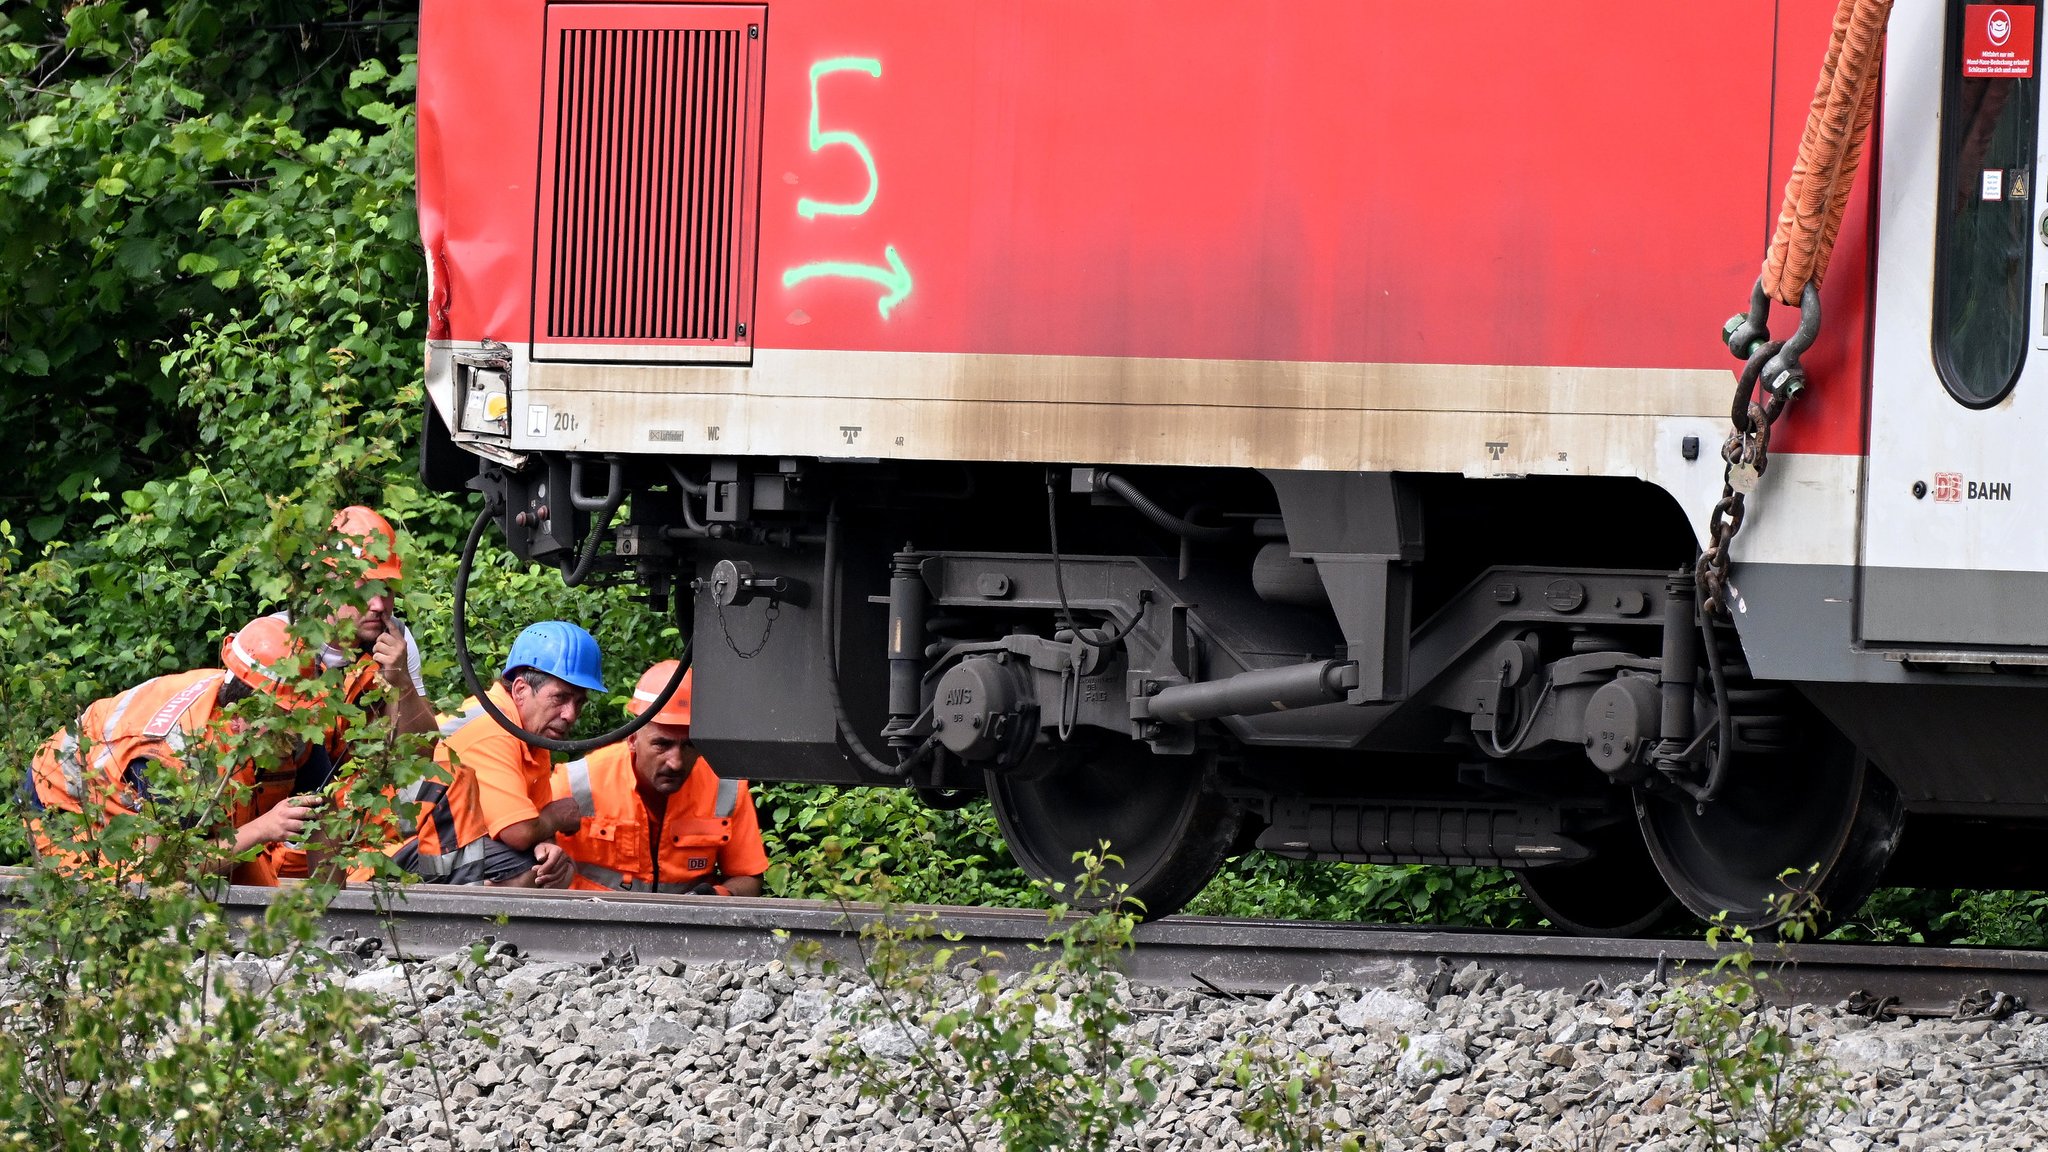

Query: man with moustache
551,662,766,895
392,621,605,886
272,505,437,739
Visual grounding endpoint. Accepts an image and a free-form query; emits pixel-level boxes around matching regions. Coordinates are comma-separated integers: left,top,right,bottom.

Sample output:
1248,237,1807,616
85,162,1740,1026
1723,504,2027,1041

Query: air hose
451,502,689,754
820,502,913,778
1097,471,1234,542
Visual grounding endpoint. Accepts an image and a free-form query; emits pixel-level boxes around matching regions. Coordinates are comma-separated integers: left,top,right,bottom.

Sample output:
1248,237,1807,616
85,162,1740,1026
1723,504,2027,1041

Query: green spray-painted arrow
782,245,912,319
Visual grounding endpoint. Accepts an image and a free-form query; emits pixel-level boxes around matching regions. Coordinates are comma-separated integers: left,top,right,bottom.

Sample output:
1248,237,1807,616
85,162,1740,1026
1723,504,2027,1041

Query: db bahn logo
1933,472,2013,502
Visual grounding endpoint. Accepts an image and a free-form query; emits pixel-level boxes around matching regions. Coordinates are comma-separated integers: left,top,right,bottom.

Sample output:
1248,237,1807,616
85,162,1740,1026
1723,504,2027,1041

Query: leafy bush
0,517,441,1150
758,785,1039,909
1187,853,1536,927
1665,891,1850,1152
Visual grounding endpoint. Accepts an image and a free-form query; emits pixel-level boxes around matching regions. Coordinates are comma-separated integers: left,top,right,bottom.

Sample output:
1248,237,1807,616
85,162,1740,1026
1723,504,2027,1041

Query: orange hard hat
221,616,317,707
627,661,692,726
330,505,403,582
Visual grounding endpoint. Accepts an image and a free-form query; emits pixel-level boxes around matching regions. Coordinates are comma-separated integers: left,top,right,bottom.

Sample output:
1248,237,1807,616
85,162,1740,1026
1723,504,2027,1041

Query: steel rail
177,883,2048,1011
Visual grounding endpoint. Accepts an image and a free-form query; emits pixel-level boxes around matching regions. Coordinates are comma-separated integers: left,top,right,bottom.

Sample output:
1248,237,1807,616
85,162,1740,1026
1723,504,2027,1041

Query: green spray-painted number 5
797,58,881,219
785,55,913,319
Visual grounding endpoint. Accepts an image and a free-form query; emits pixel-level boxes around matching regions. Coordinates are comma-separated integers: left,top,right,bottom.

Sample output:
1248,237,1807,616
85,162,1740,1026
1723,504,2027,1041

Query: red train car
418,0,2048,931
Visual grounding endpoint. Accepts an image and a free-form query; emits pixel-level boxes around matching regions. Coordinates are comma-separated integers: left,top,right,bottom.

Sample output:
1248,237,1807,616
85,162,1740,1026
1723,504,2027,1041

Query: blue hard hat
501,621,606,693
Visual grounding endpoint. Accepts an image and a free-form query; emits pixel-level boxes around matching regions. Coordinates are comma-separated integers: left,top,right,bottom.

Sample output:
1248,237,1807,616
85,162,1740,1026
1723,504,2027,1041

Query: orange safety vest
263,655,384,879
388,687,518,879
27,668,278,885
551,743,751,893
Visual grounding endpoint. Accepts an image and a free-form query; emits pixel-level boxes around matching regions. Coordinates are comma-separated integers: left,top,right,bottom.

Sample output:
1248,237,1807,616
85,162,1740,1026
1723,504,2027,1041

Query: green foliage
0,523,441,1150
0,1,418,535
1830,886,2048,948
1224,1036,1364,1152
758,784,1038,908
793,843,1376,1151
1664,890,1849,1152
1186,853,1536,928
794,845,1166,1152
0,873,385,1151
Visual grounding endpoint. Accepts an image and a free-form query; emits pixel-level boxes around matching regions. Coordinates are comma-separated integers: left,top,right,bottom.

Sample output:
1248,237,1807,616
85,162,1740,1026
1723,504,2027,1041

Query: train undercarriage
426,433,2048,935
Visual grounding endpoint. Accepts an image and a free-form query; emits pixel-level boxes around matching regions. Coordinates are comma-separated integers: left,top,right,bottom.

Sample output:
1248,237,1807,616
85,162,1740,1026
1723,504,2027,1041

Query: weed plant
790,838,1361,1151
1663,883,1851,1152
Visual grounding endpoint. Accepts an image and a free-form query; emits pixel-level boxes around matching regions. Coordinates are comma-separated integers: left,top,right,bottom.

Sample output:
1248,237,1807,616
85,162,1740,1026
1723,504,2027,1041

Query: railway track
205,884,2048,1016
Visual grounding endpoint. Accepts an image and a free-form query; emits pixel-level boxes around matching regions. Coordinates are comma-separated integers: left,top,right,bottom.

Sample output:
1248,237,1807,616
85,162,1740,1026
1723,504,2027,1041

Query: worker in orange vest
269,505,437,739
258,505,438,880
391,621,602,886
25,615,331,884
551,662,767,895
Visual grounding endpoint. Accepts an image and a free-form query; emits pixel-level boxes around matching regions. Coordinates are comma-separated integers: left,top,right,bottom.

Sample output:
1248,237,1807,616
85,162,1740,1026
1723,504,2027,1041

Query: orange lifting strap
1761,0,1893,305
1699,0,1895,619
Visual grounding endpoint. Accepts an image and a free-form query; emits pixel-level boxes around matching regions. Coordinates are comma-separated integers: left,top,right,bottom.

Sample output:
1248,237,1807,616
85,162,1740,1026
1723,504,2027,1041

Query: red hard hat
628,661,692,726
221,616,317,707
330,505,403,582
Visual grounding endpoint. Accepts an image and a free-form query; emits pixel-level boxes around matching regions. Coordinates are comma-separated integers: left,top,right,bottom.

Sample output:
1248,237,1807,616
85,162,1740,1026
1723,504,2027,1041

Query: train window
1934,1,2042,408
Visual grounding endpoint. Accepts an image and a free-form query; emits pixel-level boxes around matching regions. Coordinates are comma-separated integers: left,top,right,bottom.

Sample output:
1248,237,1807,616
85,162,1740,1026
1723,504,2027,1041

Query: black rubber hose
1099,471,1235,541
1694,580,1734,802
1044,473,1147,654
821,504,911,778
452,502,688,753
560,461,626,588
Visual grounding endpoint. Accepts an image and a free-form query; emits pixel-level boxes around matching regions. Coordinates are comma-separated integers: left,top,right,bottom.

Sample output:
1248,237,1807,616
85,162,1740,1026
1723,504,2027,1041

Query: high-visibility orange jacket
393,683,547,878
550,742,767,893
27,668,278,885
263,655,383,880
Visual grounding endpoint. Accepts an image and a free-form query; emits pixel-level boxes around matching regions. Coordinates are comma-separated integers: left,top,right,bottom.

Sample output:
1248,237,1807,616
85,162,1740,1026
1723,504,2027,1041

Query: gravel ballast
347,942,2048,1151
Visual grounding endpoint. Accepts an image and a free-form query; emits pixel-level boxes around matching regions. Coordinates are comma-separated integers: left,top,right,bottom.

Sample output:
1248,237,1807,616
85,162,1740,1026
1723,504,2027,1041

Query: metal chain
1697,341,1794,618
715,596,779,660
1702,281,1822,618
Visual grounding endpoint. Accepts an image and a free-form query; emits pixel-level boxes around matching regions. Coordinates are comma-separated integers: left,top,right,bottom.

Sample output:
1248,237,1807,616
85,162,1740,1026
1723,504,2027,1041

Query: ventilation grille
544,26,748,343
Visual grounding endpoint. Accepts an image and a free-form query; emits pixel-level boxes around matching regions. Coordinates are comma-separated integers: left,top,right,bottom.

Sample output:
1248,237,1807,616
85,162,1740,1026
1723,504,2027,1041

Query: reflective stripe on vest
142,675,222,739
574,860,631,890
574,861,689,893
564,758,597,817
438,703,486,739
714,777,738,819
89,685,145,775
391,775,438,838
50,730,84,814
403,836,489,879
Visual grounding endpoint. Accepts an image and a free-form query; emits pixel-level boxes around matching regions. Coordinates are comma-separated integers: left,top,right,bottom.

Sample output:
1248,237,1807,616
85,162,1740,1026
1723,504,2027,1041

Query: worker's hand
372,630,411,692
683,880,731,897
538,797,584,837
247,800,319,846
531,841,574,888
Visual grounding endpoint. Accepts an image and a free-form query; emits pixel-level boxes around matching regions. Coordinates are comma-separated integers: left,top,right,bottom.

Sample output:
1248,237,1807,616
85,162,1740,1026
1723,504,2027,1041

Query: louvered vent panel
534,6,762,357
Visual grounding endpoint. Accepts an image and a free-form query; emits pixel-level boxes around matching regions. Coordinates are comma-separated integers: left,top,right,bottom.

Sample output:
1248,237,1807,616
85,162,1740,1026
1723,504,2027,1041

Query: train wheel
1635,737,1901,933
1515,817,1682,937
988,740,1241,921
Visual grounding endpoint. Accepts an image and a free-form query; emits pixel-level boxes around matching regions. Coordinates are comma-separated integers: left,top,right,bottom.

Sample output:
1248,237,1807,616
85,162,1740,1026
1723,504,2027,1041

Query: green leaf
114,239,166,279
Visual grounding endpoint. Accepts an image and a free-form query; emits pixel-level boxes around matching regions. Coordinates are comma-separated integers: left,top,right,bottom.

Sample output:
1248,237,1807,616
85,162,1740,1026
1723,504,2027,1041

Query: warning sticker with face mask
1965,5,2036,78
